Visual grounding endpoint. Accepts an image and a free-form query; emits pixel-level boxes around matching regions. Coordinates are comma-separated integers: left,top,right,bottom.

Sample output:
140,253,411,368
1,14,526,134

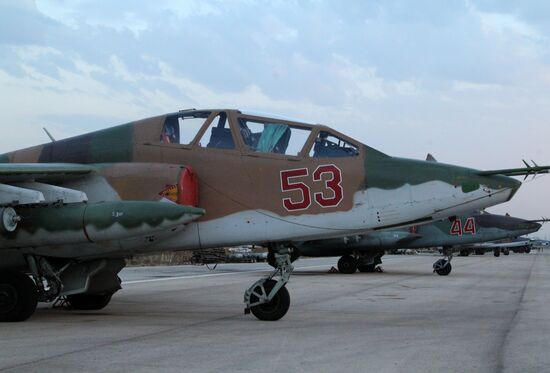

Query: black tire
0,272,38,322
67,292,113,310
503,250,510,256
250,279,290,321
459,250,470,257
436,263,452,276
494,250,500,257
357,264,376,273
337,255,357,274
525,248,531,254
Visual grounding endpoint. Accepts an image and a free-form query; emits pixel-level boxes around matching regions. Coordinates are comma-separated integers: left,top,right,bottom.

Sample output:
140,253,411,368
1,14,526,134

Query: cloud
260,16,298,43
333,55,387,100
84,11,149,38
478,12,541,40
109,55,137,82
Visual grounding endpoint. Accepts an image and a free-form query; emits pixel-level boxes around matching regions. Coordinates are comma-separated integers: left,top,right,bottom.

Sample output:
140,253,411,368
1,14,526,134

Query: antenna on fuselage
426,153,437,162
42,127,56,142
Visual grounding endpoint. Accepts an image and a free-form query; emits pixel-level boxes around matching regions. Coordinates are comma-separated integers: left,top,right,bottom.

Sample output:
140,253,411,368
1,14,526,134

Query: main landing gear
0,271,38,322
337,255,357,274
433,247,452,276
244,244,293,321
337,252,383,274
459,249,470,257
1,256,125,322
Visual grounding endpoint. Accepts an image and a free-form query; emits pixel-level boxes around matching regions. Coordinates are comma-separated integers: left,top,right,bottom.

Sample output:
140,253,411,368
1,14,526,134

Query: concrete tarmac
1,253,549,373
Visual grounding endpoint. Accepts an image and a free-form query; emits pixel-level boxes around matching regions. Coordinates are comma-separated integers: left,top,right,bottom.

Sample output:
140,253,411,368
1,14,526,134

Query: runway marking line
122,264,329,285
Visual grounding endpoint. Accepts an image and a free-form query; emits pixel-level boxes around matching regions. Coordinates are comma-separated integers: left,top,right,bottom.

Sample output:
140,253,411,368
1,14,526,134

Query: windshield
239,118,312,156
309,131,359,157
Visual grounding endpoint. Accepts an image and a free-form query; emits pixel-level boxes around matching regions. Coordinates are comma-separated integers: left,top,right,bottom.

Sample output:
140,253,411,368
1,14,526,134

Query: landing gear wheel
433,260,452,276
0,272,38,322
357,264,376,273
503,249,510,256
249,279,290,321
67,292,113,310
494,250,501,257
459,250,470,257
245,246,293,321
337,255,357,274
436,264,452,276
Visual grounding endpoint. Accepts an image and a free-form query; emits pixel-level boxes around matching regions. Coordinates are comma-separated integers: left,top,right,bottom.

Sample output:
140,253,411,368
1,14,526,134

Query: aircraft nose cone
531,222,542,231
518,221,542,232
499,176,522,201
500,176,521,190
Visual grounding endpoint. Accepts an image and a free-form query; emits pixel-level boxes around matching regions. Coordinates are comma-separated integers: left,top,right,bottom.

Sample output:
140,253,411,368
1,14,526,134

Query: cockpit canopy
159,110,360,158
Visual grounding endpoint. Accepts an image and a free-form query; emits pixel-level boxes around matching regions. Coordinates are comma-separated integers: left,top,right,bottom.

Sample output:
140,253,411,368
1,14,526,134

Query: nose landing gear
433,247,453,276
244,244,293,321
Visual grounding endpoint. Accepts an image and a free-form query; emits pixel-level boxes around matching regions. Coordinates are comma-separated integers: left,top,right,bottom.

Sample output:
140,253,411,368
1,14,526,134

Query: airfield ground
1,253,549,372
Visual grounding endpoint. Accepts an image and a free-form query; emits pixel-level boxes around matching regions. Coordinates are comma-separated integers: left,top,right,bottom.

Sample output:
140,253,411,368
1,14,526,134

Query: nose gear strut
244,244,293,321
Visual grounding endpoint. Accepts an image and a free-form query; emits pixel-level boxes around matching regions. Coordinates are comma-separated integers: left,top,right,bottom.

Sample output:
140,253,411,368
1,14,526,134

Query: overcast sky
0,0,549,238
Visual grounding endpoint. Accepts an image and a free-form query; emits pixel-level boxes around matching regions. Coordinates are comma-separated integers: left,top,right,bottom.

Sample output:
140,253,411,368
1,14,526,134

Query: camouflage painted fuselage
0,109,521,262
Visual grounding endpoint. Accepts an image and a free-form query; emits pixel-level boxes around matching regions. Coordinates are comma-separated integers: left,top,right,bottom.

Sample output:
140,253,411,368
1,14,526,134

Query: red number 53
280,164,343,211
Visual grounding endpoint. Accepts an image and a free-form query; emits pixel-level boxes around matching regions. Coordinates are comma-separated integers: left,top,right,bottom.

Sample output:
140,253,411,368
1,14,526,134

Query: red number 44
450,217,476,236
280,164,343,211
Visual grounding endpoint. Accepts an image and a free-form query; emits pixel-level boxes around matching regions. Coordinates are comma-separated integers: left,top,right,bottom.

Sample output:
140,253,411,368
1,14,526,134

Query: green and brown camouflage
0,109,547,321
0,109,526,230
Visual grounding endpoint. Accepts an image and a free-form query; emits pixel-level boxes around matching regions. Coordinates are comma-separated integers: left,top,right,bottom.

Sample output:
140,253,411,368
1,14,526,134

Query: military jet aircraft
465,236,536,255
0,109,547,322
293,211,544,275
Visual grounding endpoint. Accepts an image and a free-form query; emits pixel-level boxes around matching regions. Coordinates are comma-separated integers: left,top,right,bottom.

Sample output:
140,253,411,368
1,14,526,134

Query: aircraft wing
0,163,94,206
0,163,93,178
